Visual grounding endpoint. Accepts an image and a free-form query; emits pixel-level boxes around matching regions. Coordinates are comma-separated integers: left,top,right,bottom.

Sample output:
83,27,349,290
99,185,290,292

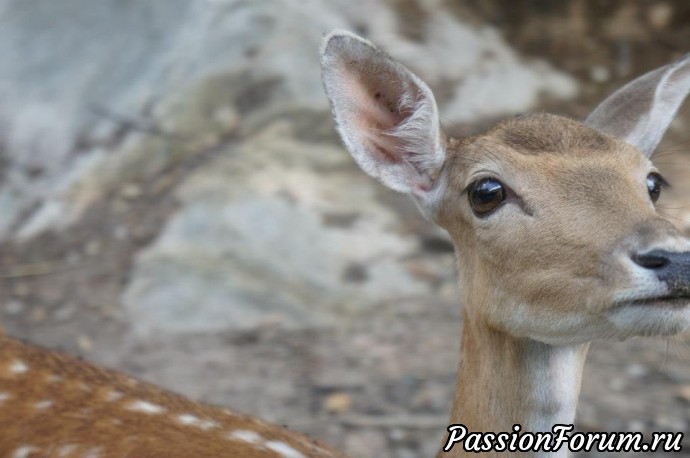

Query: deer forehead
445,114,651,196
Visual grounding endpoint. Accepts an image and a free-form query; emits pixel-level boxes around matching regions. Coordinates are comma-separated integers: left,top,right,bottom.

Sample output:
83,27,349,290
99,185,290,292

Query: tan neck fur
442,311,589,457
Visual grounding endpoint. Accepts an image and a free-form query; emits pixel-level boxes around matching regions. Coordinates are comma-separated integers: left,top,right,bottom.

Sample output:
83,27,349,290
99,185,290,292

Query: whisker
652,150,690,159
651,162,690,167
656,210,684,223
654,136,690,155
662,339,670,370
657,203,690,210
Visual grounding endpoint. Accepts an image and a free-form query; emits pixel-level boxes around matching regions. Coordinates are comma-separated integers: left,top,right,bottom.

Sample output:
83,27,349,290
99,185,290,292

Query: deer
0,30,689,458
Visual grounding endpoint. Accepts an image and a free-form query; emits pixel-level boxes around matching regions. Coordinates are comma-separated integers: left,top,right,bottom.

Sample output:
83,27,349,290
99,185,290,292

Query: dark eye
468,178,506,216
646,173,666,203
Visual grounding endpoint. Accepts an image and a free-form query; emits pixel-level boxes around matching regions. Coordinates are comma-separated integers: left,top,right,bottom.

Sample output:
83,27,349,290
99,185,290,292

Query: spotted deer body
0,335,341,458
1,31,689,458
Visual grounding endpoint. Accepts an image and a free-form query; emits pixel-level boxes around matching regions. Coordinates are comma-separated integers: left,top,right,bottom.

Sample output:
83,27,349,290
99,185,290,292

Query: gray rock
0,0,578,330
123,119,430,332
0,0,577,242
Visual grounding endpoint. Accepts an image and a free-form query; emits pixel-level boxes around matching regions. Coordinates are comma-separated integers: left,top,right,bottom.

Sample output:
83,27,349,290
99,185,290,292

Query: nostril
631,251,670,270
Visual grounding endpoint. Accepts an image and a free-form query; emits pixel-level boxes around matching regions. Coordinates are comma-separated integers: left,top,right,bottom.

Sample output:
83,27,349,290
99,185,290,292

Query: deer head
320,30,690,346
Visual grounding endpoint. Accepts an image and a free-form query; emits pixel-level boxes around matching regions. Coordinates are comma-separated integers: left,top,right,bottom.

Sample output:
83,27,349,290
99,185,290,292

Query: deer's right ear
585,53,690,157
320,30,446,214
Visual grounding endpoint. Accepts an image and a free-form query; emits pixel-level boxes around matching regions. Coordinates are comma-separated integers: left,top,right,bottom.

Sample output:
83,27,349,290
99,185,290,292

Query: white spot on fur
126,400,165,414
9,360,28,374
104,390,123,402
265,441,307,458
46,374,63,383
176,413,218,430
225,430,309,457
12,445,39,458
227,429,262,445
0,392,11,405
198,419,219,430
35,399,53,410
177,413,200,425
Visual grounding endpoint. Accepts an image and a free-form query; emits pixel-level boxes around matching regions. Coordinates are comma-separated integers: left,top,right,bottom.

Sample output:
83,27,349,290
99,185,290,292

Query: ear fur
586,54,690,156
319,30,446,215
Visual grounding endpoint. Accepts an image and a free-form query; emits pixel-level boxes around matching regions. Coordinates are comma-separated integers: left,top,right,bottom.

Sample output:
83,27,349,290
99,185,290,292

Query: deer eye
646,173,667,203
468,178,506,216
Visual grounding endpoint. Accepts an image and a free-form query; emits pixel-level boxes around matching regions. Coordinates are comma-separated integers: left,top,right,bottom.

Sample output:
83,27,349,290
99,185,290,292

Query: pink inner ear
342,67,408,164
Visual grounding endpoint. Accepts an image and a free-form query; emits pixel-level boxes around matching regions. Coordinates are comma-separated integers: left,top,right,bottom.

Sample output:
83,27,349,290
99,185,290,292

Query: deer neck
443,295,590,457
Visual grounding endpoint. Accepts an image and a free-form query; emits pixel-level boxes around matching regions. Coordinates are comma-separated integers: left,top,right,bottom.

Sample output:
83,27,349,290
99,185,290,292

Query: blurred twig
0,261,89,279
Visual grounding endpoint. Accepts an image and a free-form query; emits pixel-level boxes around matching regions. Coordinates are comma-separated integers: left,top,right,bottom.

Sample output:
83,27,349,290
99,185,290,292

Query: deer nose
632,250,671,270
632,249,690,291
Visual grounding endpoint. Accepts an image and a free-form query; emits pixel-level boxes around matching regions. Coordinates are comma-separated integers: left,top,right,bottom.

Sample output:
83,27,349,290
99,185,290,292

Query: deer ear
320,30,446,214
585,54,690,157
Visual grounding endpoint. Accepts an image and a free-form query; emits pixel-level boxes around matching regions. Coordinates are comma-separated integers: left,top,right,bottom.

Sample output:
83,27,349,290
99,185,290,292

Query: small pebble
113,225,129,241
31,308,47,323
608,377,626,392
323,392,352,413
590,65,610,83
648,2,673,29
627,419,645,432
13,283,30,297
77,335,93,352
66,251,81,266
675,384,690,403
345,429,387,457
121,183,143,200
5,300,25,316
213,106,239,128
54,304,76,321
85,240,102,256
394,447,416,458
389,429,405,441
625,363,647,378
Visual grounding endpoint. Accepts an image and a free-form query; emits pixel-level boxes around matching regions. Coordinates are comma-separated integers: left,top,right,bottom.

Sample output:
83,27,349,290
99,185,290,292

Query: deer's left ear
585,54,690,157
320,30,446,217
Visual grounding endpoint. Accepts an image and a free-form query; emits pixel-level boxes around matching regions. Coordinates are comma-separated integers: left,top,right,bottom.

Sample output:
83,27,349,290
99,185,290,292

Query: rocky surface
0,1,689,457
0,0,577,332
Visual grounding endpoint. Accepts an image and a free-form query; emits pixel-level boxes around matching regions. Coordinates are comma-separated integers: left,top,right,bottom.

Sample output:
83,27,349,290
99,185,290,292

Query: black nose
632,250,671,270
631,249,690,293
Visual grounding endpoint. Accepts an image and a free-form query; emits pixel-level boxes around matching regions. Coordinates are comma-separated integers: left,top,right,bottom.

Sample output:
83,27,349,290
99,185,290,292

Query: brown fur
440,114,671,325
434,115,684,457
497,114,612,155
0,335,343,458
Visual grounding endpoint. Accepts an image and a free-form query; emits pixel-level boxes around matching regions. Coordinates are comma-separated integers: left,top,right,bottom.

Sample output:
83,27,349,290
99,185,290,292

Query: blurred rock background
0,0,689,456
